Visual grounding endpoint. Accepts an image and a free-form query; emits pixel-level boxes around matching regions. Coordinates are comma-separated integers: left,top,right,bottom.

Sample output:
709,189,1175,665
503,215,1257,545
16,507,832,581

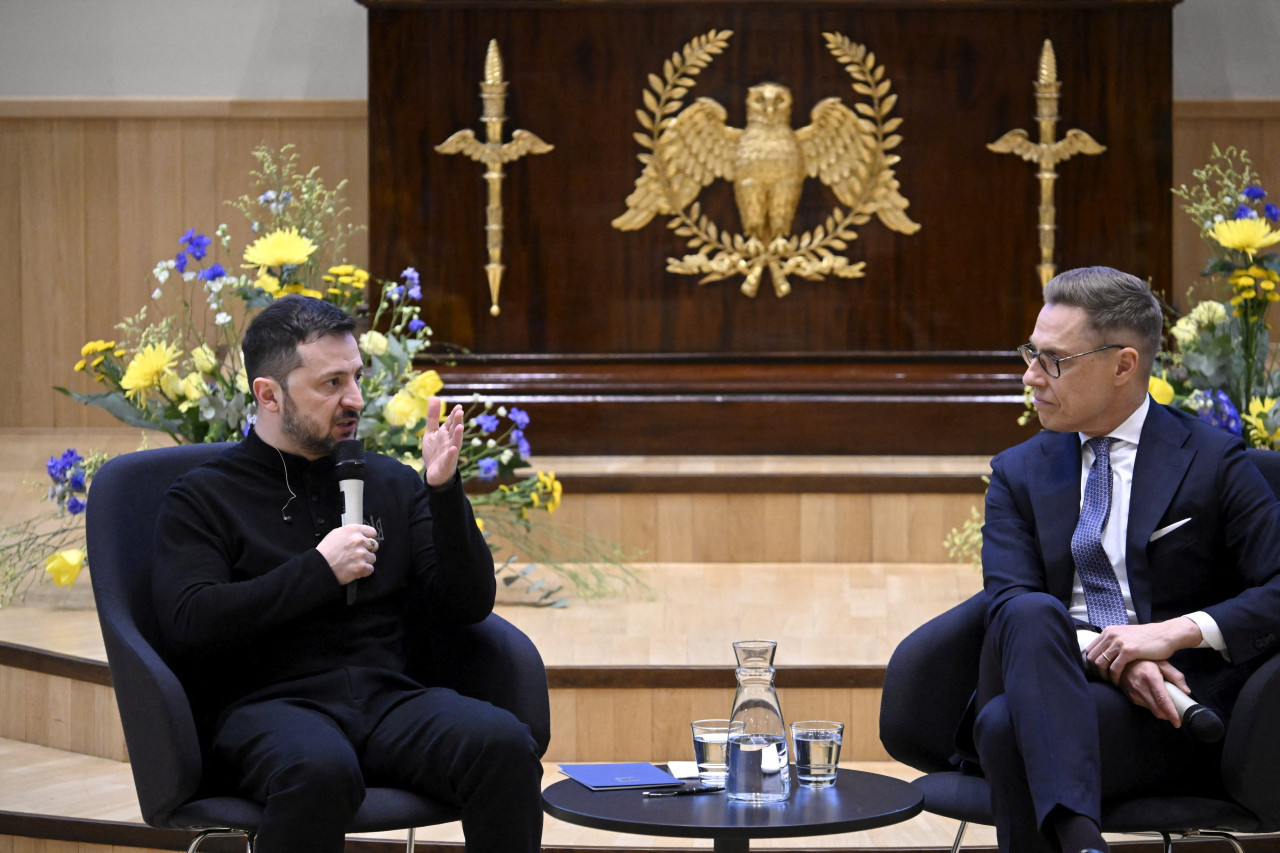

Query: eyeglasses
1018,343,1124,379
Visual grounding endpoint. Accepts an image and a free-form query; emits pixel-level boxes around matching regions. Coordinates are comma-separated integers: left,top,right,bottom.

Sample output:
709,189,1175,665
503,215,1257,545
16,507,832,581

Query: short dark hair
242,295,356,388
1042,267,1163,372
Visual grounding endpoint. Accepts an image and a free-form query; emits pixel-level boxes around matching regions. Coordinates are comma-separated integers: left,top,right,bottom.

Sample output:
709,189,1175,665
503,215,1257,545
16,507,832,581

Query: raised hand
421,398,464,487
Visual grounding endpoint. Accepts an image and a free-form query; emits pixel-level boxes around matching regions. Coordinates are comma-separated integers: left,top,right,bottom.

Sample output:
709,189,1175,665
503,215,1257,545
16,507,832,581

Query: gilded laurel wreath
614,30,920,298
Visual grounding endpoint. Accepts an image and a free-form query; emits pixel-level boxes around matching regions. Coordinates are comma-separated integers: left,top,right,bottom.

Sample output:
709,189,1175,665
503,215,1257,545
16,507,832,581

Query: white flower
204,278,225,295
214,312,232,326
152,261,171,284
152,288,164,300
486,439,496,448
359,331,388,356
1214,213,1226,222
500,449,514,464
183,271,198,282
497,406,508,417
471,438,482,447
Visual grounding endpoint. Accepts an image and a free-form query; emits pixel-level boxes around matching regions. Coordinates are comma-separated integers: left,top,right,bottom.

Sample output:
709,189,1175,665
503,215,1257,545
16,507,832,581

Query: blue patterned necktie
1071,436,1128,627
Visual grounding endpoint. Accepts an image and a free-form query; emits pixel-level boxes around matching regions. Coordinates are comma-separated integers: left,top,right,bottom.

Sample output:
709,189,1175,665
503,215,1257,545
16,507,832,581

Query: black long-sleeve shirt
151,429,495,724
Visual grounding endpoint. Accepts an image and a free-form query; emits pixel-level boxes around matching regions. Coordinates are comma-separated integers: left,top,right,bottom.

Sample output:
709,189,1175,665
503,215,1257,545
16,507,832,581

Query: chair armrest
1221,651,1280,825
405,613,551,756
880,592,986,773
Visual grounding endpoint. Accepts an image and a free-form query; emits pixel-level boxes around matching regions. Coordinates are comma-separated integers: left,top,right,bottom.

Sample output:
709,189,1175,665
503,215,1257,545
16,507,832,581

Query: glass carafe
725,639,790,802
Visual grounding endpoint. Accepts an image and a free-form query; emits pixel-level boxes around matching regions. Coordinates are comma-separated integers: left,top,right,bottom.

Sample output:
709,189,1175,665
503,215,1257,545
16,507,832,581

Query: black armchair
879,448,1280,853
87,443,551,853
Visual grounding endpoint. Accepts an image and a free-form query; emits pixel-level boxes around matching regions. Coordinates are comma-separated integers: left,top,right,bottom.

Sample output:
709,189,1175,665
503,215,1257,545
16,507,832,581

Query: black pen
642,786,723,797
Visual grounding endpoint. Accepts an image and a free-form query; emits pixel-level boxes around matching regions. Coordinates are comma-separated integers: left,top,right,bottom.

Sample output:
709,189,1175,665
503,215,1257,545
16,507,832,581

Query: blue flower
475,414,500,434
408,318,426,333
477,458,499,480
1244,186,1267,201
46,448,83,483
1234,204,1258,220
69,471,86,491
1196,389,1242,437
407,284,422,301
198,264,226,282
509,407,530,429
386,284,404,302
174,252,188,274
258,190,277,205
66,496,87,515
1266,203,1279,223
401,267,420,287
182,231,211,260
510,429,531,458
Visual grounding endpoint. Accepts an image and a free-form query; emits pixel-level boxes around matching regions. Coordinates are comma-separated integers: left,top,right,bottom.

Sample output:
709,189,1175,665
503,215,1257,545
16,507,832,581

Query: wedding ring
1101,652,1113,663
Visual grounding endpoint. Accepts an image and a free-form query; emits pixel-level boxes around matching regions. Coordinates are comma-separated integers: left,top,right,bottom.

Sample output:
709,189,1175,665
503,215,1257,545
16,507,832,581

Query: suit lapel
1032,431,1085,601
1127,403,1195,623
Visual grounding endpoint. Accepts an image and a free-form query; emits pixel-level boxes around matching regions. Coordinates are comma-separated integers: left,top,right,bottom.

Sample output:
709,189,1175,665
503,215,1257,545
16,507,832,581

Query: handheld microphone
334,439,366,605
1075,629,1223,743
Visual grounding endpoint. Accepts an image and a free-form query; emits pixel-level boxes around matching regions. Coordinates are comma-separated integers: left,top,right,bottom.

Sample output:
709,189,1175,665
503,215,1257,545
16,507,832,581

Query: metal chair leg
1189,830,1245,852
405,826,416,853
949,820,969,853
185,829,250,853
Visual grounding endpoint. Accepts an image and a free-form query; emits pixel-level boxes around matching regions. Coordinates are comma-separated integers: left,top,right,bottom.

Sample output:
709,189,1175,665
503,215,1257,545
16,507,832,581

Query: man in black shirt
152,295,543,853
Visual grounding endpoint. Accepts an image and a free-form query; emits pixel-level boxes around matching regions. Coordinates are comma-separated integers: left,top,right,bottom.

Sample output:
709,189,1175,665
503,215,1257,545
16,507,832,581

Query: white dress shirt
1070,396,1226,655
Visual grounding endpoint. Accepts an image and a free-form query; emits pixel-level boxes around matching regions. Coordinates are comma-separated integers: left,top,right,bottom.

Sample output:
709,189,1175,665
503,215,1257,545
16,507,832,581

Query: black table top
542,767,923,841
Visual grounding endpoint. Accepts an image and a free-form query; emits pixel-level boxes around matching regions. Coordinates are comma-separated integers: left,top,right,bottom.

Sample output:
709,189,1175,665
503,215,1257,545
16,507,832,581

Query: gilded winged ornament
614,30,919,298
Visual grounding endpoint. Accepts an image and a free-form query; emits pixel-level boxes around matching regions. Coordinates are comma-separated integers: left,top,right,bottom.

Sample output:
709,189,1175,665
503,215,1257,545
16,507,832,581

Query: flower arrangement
1,144,640,607
1157,145,1280,448
0,449,106,606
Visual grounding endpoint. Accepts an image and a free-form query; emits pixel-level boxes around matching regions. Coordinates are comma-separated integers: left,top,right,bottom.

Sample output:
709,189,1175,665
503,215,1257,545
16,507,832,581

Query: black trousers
211,667,544,853
973,593,1221,853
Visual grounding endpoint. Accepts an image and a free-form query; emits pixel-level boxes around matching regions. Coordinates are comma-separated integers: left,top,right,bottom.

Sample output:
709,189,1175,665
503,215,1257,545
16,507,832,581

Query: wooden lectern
359,0,1177,455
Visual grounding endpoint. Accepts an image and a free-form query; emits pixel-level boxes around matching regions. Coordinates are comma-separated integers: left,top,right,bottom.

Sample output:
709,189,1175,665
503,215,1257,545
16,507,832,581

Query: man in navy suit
976,267,1280,853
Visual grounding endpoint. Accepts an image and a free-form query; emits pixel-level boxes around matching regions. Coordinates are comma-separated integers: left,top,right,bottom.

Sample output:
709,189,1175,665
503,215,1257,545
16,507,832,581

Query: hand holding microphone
334,439,367,604
1076,628,1223,743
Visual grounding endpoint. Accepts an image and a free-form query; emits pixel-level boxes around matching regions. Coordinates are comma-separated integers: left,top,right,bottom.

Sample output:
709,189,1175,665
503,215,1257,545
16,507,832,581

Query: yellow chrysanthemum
475,517,485,533
119,342,181,401
1212,218,1280,259
1243,397,1280,448
74,359,87,372
44,549,85,587
80,339,117,357
243,227,318,269
1148,374,1175,406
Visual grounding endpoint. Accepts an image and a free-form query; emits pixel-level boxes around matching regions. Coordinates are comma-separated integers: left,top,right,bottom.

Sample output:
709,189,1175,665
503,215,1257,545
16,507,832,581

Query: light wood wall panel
497,492,982,565
544,686,889,763
3,98,1277,430
0,100,368,429
1171,101,1280,310
0,665,126,761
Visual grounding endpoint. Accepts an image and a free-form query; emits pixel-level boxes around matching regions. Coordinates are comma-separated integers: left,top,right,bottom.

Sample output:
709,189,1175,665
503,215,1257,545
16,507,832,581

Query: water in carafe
725,639,790,802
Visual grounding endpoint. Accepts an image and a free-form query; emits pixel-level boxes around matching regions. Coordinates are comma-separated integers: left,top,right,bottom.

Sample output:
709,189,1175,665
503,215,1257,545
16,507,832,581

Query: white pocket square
1149,518,1191,542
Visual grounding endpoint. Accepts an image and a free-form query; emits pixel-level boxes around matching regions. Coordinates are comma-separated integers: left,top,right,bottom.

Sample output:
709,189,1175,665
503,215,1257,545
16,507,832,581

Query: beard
280,390,357,458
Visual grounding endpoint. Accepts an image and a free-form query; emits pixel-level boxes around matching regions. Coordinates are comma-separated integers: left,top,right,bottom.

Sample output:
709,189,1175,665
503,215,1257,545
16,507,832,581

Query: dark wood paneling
363,0,1174,453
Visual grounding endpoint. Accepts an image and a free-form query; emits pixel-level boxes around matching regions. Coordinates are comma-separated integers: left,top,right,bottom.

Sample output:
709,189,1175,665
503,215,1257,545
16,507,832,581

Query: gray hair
1043,267,1163,371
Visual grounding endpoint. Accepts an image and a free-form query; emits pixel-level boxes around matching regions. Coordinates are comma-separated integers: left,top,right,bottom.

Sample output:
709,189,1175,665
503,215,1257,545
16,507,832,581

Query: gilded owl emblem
615,30,918,297
614,81,919,243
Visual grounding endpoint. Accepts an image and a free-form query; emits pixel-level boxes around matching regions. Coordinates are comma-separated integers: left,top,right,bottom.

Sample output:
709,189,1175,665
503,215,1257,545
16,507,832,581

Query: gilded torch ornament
988,39,1106,287
436,40,553,316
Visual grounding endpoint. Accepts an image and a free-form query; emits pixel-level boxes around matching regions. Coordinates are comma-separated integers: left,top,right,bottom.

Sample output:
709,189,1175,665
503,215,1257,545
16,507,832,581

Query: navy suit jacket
982,400,1280,716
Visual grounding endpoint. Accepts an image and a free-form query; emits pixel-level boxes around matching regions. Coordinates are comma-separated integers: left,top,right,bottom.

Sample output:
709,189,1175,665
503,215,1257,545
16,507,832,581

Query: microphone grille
334,439,366,467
